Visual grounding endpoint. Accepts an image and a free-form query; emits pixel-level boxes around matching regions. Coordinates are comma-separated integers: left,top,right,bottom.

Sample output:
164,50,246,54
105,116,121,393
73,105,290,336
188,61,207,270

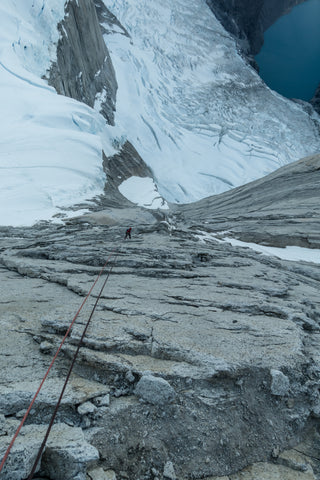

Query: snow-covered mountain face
0,0,114,226
101,0,320,202
0,0,319,226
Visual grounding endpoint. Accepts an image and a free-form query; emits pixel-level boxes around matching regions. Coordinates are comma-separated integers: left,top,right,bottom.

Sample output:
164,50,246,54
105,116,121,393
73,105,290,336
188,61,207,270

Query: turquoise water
255,0,320,101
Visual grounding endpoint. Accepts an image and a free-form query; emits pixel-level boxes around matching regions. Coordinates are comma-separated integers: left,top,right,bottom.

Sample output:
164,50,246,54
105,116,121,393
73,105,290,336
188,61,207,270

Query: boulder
134,375,176,405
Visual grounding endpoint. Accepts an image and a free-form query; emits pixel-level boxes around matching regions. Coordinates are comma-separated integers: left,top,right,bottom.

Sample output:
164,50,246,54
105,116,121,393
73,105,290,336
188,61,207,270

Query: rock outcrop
1,157,320,479
312,84,320,115
102,141,155,208
206,0,304,55
178,153,320,249
49,0,117,125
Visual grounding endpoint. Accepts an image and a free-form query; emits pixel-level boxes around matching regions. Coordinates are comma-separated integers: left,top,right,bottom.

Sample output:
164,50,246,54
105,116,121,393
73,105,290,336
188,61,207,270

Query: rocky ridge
178,153,320,249
205,0,304,61
1,156,320,479
49,0,118,125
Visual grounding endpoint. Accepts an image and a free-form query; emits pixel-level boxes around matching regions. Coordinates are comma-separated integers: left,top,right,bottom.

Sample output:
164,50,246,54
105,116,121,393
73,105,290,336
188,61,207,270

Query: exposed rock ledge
0,156,320,479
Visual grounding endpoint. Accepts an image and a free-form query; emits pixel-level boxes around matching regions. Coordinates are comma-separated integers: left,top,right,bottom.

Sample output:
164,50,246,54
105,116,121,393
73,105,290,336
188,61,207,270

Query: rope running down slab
0,247,118,475
26,251,119,480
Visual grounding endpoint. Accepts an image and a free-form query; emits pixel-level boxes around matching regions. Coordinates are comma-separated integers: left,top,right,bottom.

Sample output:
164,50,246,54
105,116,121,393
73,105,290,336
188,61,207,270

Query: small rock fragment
87,467,117,480
77,401,97,416
163,461,176,480
98,394,110,407
312,403,320,418
270,369,290,396
271,446,280,458
0,414,6,436
40,340,53,354
125,370,135,383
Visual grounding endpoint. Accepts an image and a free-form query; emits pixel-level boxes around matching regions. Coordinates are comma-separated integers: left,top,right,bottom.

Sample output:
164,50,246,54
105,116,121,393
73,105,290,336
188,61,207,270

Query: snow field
196,231,320,264
0,0,109,226
118,177,169,209
0,0,319,226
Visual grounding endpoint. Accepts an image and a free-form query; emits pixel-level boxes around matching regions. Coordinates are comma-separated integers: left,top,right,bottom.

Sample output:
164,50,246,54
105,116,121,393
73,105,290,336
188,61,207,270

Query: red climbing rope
26,252,119,480
0,247,118,475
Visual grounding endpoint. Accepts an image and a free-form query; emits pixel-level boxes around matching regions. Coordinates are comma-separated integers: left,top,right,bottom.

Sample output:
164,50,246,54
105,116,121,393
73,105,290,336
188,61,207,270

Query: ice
118,176,169,209
0,0,108,226
102,0,320,202
0,0,319,226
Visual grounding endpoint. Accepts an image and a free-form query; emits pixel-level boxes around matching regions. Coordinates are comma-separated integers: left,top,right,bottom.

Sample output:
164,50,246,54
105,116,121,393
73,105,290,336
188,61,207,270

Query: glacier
0,0,319,226
101,0,320,202
0,0,111,226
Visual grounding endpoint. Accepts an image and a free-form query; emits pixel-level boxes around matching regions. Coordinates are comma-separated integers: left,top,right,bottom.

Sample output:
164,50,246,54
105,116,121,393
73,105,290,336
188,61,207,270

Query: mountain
1,2,320,479
1,154,320,480
0,0,319,225
178,152,320,249
205,0,306,55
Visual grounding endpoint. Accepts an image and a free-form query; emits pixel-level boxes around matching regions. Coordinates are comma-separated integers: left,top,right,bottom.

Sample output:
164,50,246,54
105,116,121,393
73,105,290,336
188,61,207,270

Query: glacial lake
255,0,320,101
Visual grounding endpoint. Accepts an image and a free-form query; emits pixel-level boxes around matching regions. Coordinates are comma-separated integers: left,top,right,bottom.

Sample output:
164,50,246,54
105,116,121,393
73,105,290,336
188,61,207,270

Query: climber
124,227,132,240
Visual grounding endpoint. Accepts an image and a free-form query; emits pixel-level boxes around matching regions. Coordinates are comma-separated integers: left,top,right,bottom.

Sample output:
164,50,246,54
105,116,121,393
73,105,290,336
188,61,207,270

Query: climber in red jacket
124,227,132,239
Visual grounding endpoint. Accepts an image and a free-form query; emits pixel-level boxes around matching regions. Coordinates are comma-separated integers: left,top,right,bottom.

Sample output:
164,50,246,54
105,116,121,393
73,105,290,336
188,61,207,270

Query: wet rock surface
1,156,320,478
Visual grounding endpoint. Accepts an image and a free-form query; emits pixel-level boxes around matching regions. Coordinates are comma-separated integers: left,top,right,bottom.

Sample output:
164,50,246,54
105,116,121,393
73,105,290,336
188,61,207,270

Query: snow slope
196,231,320,264
0,0,113,226
0,0,319,226
119,177,169,209
102,0,320,202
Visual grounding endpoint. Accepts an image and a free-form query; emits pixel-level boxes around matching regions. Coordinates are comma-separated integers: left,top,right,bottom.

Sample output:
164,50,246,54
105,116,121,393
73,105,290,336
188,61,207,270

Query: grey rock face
311,84,320,115
49,0,117,125
178,154,320,249
206,0,305,55
102,140,155,207
1,156,320,479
